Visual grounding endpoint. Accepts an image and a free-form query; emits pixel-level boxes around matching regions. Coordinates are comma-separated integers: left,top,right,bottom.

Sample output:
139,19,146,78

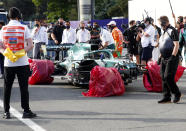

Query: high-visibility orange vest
112,27,123,57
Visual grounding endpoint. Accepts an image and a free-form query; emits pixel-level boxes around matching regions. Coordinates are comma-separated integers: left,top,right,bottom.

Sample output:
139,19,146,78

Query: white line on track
0,100,46,131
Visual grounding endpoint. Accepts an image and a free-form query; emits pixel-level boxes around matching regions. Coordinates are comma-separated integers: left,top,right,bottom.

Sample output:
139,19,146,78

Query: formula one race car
50,43,144,86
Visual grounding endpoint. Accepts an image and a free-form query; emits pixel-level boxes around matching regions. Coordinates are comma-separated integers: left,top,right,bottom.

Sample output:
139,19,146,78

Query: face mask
87,24,91,27
81,27,85,29
59,22,63,26
66,26,70,29
110,25,115,31
35,24,39,27
93,25,97,28
160,21,167,28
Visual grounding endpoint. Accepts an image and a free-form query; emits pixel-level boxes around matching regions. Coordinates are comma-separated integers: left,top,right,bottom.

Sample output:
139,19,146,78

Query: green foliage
1,0,128,22
95,0,128,19
46,0,78,22
2,0,36,21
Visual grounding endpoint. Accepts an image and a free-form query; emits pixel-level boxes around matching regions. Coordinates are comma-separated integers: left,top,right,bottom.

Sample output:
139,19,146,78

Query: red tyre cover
28,59,54,85
143,61,185,92
82,66,125,97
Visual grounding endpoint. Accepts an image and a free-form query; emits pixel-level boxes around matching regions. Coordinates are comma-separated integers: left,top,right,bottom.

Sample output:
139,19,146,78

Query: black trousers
160,55,181,98
55,50,60,61
0,53,4,74
4,65,30,112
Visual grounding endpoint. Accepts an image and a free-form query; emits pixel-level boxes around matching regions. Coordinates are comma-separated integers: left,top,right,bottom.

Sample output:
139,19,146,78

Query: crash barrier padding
143,61,186,92
82,66,125,97
28,59,54,85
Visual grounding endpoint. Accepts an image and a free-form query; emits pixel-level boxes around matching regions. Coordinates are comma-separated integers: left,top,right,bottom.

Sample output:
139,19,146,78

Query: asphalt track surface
0,71,186,131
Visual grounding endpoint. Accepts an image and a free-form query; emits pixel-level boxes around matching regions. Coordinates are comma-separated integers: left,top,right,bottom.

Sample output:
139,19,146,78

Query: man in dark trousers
0,7,36,119
0,21,5,78
158,16,182,104
51,18,66,60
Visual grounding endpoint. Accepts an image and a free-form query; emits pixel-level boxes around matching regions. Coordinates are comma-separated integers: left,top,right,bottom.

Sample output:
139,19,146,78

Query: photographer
138,18,156,65
124,20,140,65
158,16,181,104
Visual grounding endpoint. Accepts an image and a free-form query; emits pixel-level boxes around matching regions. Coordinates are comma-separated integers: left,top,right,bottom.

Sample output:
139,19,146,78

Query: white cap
107,21,116,26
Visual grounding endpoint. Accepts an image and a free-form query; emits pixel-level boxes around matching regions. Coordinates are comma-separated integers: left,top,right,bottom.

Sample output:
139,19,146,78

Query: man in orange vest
0,7,37,119
107,21,124,57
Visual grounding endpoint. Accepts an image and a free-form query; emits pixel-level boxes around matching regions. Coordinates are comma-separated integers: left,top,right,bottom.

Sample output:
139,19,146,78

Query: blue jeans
47,40,55,58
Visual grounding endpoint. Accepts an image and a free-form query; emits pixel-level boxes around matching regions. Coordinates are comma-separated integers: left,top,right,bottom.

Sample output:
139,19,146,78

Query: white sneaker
0,74,4,79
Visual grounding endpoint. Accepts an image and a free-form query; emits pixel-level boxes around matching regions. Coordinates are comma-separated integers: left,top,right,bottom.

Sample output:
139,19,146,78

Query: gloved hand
3,48,18,63
14,49,26,59
170,55,176,61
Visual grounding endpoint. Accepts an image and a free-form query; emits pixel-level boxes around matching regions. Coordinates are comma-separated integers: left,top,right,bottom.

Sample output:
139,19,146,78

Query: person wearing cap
77,21,91,43
107,21,124,57
0,7,37,119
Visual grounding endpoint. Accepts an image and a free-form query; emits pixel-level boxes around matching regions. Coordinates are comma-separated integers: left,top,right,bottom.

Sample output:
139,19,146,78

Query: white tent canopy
128,0,186,26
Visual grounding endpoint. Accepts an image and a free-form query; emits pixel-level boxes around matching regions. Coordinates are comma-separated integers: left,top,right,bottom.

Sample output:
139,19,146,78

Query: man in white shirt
32,19,48,59
62,21,76,57
138,18,156,65
99,28,115,50
0,7,36,119
62,21,76,44
77,21,91,43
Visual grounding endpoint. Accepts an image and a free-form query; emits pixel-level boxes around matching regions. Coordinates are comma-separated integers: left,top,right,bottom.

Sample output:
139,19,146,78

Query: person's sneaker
173,94,182,103
22,110,37,118
3,112,11,119
158,98,171,104
0,74,4,79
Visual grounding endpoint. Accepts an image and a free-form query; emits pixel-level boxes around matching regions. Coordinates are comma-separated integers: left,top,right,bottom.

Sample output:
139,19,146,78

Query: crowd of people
30,18,124,60
0,6,185,119
124,15,186,103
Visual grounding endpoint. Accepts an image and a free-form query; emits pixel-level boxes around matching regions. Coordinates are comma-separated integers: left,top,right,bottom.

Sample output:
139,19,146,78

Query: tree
95,0,128,19
2,0,36,21
32,0,78,22
46,0,78,22
32,0,47,19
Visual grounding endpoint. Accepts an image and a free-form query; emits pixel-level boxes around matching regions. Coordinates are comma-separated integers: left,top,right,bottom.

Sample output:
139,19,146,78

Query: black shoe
3,112,11,119
158,98,171,104
173,94,182,103
22,110,37,118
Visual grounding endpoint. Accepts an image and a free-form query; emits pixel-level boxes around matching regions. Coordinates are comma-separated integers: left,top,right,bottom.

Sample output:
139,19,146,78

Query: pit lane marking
0,100,46,131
